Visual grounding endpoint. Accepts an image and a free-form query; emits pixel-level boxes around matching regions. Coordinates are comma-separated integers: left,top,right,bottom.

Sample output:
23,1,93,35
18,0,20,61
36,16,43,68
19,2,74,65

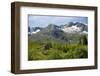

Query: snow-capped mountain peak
61,22,88,33
62,25,81,33
28,26,42,35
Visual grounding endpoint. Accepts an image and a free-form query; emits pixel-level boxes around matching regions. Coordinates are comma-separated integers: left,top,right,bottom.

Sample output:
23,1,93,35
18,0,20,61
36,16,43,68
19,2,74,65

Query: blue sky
28,15,88,27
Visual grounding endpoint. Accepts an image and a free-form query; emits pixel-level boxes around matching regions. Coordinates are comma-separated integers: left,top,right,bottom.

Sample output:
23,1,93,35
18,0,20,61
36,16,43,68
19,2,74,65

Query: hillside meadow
28,35,88,60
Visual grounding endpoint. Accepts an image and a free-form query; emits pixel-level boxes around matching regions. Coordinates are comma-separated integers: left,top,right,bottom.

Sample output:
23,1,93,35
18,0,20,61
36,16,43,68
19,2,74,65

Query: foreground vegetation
28,35,88,60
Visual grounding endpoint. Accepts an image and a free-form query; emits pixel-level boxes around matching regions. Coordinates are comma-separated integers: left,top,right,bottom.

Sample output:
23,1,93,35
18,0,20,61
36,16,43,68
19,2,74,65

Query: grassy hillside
28,35,88,60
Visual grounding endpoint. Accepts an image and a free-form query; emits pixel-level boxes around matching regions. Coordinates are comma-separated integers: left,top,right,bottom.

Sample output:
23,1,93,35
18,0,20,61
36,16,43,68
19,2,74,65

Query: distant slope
29,23,88,44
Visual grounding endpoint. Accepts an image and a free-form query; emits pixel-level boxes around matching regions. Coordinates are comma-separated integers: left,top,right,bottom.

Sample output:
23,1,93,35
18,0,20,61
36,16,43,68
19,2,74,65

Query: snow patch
82,31,88,34
32,29,40,34
62,25,81,33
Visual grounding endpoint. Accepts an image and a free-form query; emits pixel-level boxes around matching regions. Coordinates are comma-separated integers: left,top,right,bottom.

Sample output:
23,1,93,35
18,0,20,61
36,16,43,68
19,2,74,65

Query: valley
28,22,88,60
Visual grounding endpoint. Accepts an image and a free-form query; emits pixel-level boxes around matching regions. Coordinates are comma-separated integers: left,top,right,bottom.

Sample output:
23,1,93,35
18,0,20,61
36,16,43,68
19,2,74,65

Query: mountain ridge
28,22,88,35
28,22,88,44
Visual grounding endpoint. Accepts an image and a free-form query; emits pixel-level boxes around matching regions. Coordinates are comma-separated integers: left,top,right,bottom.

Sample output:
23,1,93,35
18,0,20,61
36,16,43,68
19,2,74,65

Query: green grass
28,39,88,60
